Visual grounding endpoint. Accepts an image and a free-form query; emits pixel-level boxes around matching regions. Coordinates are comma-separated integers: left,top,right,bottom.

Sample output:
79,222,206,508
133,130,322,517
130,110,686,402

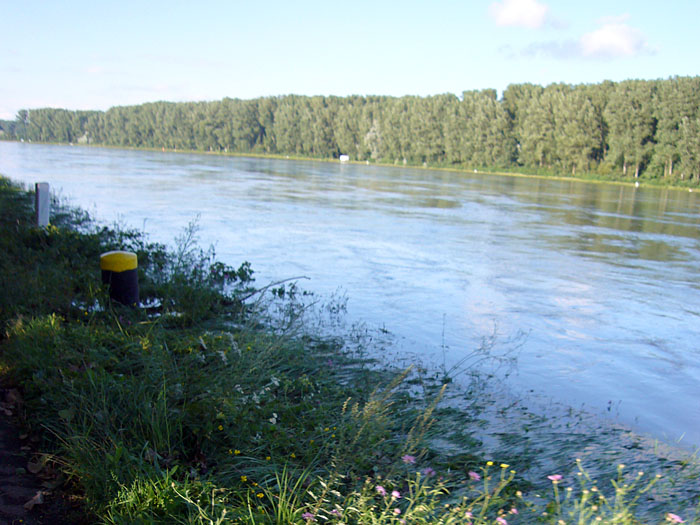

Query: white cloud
489,0,550,29
580,21,649,58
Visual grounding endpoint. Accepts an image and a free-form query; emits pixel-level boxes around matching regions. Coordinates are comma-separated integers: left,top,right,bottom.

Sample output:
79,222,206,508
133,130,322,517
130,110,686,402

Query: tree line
2,77,700,183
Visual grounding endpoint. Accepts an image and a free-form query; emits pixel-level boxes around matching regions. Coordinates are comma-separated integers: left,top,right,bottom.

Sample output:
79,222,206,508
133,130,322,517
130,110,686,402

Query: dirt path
0,387,88,525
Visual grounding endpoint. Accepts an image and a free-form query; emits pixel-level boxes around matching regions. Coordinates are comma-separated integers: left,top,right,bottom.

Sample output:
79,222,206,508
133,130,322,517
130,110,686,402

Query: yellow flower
256,493,264,498
331,434,335,438
234,449,241,455
324,427,330,432
252,482,258,487
241,475,247,482
310,440,315,444
290,452,296,458
217,425,223,431
500,463,509,469
486,461,494,466
228,449,233,455
265,456,271,461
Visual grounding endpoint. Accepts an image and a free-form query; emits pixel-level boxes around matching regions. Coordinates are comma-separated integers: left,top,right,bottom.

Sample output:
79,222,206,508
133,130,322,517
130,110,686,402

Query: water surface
2,142,699,447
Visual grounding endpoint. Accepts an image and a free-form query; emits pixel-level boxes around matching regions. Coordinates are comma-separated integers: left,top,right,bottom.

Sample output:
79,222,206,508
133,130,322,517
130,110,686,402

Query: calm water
2,142,699,447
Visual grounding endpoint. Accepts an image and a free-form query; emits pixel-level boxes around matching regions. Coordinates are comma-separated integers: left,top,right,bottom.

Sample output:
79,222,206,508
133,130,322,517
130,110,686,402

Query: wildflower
266,456,271,461
228,449,233,455
376,485,387,496
240,475,247,482
291,453,296,458
666,514,685,523
234,449,241,455
496,517,508,525
486,461,494,466
500,463,509,469
547,474,562,482
509,508,518,514
402,455,416,464
302,512,316,522
217,425,223,431
465,511,473,518
391,490,401,499
422,467,436,477
394,508,401,515
256,493,264,498
330,509,342,516
269,413,278,424
468,471,481,481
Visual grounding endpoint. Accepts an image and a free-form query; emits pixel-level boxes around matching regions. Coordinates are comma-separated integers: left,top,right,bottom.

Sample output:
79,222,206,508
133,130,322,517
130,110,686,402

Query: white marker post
35,182,50,227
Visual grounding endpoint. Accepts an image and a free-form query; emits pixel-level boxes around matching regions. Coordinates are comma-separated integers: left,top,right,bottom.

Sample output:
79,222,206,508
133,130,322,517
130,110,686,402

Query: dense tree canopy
4,77,700,183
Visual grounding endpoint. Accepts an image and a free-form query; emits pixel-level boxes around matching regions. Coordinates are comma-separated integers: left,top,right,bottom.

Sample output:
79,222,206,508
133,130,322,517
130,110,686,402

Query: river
2,141,699,448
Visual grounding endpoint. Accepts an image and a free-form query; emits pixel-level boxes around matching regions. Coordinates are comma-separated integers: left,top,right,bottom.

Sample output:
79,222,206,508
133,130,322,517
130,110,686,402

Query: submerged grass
0,175,698,524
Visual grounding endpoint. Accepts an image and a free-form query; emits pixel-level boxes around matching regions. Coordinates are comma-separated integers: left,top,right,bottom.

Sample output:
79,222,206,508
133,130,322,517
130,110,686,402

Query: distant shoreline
4,138,697,194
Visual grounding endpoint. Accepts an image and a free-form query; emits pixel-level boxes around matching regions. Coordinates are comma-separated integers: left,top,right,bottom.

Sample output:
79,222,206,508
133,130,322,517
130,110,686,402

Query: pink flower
509,508,518,514
330,509,341,516
376,485,387,496
666,513,685,523
391,490,401,499
465,511,473,518
468,470,481,481
394,508,401,515
422,467,436,477
547,474,562,482
496,517,508,525
401,454,416,464
302,512,316,522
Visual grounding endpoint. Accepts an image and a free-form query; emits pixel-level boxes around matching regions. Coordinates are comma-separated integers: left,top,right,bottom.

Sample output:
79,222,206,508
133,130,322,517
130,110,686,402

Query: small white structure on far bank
339,154,350,163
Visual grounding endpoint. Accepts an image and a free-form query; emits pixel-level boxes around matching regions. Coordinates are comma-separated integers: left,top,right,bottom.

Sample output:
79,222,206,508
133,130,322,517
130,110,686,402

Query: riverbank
5,139,699,193
0,176,698,524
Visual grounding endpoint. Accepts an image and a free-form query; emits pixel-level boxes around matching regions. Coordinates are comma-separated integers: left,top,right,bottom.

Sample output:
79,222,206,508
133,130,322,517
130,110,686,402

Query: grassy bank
0,176,698,524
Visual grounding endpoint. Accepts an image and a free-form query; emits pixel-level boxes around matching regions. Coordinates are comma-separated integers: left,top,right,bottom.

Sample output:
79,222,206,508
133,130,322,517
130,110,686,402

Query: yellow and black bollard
100,251,139,306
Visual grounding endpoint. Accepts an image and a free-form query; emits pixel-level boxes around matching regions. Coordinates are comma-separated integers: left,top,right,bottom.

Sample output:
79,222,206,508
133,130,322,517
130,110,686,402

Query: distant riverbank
5,137,699,193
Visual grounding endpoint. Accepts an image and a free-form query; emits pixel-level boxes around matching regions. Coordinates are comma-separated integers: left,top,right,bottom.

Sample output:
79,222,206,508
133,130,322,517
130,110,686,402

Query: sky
1,0,698,120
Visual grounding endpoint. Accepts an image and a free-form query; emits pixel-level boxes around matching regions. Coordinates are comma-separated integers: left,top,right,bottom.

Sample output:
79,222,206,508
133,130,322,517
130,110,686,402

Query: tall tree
604,80,657,177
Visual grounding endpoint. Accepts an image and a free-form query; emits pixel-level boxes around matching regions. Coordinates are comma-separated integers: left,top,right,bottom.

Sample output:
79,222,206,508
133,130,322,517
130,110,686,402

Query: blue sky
1,0,698,119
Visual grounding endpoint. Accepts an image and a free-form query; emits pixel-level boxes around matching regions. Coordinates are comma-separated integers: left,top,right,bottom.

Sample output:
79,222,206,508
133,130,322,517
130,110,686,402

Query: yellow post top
100,250,138,272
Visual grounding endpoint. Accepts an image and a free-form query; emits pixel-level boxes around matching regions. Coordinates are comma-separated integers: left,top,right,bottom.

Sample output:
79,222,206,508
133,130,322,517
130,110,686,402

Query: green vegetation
1,176,699,523
3,77,700,185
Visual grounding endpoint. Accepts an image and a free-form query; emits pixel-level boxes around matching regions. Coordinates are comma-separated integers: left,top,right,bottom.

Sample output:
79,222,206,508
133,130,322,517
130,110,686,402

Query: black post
100,251,139,306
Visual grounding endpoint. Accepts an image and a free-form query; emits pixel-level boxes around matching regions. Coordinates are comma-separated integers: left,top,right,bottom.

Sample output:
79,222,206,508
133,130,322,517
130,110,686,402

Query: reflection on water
1,141,699,447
